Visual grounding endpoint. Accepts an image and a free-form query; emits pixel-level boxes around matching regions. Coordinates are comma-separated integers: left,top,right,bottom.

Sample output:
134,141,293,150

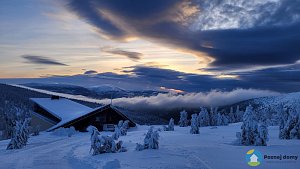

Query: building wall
31,112,56,131
63,108,132,131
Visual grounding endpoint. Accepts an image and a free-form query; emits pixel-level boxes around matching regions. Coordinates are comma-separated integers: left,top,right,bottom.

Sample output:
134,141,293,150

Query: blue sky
0,0,300,93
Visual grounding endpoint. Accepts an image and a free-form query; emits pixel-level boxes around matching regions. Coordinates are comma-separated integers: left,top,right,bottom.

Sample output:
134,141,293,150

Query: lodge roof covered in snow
30,97,136,131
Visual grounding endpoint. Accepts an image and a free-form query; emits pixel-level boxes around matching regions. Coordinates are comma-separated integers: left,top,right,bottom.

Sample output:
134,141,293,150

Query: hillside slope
0,124,299,169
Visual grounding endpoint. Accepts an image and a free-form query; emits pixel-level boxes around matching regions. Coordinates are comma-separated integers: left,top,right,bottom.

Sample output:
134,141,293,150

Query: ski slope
0,123,299,169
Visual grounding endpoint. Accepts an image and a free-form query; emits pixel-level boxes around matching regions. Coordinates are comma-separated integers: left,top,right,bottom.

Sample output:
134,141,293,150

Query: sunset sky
0,0,300,92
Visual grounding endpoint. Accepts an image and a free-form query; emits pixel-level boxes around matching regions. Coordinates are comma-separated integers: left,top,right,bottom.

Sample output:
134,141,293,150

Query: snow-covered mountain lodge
30,96,136,132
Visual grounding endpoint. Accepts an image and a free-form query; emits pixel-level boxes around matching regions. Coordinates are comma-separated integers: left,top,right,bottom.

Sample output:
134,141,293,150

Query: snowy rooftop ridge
30,98,93,129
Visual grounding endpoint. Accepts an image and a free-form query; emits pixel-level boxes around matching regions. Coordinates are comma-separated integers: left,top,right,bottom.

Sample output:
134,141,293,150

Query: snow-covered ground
0,123,299,169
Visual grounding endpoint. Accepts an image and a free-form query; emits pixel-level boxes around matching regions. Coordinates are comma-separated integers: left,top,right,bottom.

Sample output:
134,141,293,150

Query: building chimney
51,95,60,100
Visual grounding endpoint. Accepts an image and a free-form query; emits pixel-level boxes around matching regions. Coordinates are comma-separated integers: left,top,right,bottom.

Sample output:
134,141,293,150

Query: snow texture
0,124,300,169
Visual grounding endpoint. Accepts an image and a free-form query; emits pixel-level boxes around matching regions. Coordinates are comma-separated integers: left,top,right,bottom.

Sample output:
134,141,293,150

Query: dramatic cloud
64,0,300,70
98,88,280,111
22,55,68,66
101,47,142,61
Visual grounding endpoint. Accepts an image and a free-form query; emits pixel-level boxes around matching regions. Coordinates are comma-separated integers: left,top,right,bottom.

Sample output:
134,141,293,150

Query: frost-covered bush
7,118,30,150
190,114,199,134
136,126,160,151
179,110,189,127
52,126,77,137
163,118,174,131
88,126,126,155
198,107,210,127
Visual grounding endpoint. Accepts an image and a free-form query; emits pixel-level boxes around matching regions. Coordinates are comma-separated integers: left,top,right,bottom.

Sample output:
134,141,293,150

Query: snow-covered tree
112,125,121,140
278,105,300,139
190,114,199,134
222,114,229,126
255,121,269,146
179,110,189,127
136,126,160,151
163,118,174,131
113,120,129,140
7,118,30,150
88,126,126,155
121,120,129,136
228,107,236,123
209,107,219,126
168,118,175,131
216,113,223,126
235,105,244,122
240,105,260,146
198,107,210,127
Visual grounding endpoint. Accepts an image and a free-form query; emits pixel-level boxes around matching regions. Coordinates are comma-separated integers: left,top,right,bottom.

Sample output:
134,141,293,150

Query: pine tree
7,118,31,150
216,113,223,126
179,110,188,127
198,107,210,127
228,107,235,123
240,105,259,146
255,121,269,146
235,105,243,122
190,114,199,134
222,114,229,126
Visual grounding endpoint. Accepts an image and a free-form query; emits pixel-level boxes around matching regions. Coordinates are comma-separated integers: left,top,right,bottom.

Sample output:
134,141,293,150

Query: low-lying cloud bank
101,88,280,111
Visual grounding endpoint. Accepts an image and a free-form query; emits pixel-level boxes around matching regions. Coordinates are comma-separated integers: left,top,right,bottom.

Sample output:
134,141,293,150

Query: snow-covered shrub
88,126,126,155
179,110,189,127
136,126,160,151
163,118,175,131
7,118,30,150
198,107,210,127
52,127,77,137
190,114,199,134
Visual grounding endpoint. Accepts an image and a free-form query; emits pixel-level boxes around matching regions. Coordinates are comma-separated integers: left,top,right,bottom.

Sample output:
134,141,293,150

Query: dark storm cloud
101,47,142,61
65,0,300,70
22,55,68,66
122,65,300,93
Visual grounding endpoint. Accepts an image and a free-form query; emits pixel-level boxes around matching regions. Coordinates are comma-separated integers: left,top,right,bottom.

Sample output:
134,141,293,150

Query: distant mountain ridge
21,83,167,99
